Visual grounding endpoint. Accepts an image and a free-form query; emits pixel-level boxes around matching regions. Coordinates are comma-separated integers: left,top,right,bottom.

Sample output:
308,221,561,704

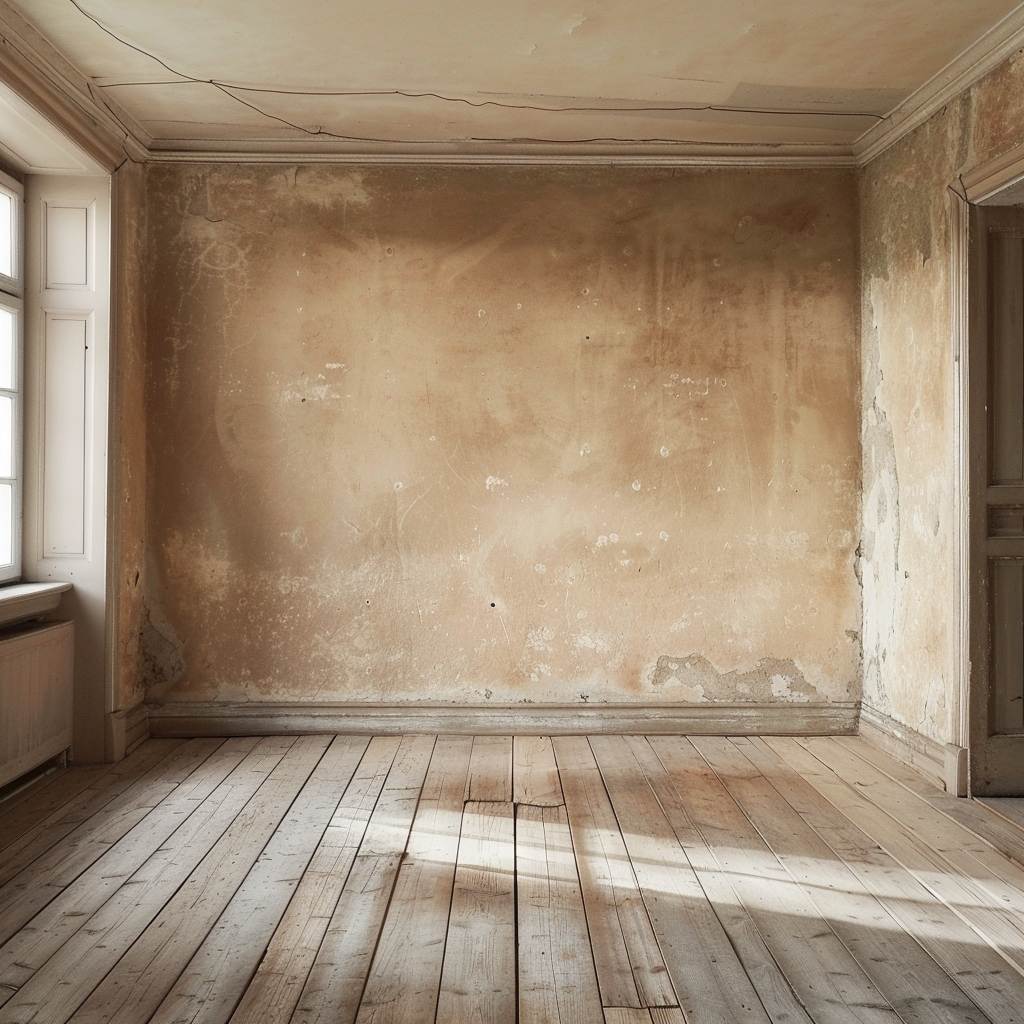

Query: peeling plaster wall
111,158,149,715
141,164,860,708
860,51,1024,743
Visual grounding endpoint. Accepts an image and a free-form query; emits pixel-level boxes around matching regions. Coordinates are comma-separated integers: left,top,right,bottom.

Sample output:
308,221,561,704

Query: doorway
968,202,1024,794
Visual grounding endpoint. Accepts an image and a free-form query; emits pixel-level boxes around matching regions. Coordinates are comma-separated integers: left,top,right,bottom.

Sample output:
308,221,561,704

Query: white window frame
0,167,23,583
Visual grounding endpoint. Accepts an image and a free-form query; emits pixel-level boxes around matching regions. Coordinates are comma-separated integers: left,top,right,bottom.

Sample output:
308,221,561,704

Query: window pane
0,307,14,389
0,483,11,566
0,396,12,478
0,191,12,279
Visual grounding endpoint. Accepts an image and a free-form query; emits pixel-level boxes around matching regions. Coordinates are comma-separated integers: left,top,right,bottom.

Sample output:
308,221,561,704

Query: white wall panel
24,176,110,763
45,204,90,289
42,313,88,556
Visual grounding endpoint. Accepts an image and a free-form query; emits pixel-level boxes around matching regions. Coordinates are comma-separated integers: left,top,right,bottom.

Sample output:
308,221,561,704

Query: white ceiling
5,0,1024,159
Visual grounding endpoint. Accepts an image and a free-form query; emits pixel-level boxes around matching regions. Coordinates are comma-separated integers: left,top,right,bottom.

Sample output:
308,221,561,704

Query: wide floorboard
1,734,1024,1023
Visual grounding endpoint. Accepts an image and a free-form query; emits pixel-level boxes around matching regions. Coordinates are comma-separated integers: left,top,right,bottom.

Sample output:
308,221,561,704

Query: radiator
0,620,74,788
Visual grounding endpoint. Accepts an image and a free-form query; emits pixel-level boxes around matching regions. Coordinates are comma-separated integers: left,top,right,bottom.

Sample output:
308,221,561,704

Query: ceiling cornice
854,4,1024,166
143,144,859,169
0,0,148,170
3,0,1024,171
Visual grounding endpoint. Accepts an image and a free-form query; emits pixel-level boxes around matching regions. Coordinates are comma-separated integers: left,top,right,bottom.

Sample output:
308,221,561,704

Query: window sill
0,582,72,629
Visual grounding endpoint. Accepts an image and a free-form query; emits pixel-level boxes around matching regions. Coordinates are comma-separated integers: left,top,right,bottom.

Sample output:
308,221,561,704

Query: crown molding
855,5,1024,166
0,0,149,170
961,141,1024,201
144,142,859,169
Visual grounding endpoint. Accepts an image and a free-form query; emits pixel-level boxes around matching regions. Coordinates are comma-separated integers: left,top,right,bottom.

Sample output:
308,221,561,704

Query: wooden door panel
991,558,1024,733
970,205,1024,794
991,235,1024,483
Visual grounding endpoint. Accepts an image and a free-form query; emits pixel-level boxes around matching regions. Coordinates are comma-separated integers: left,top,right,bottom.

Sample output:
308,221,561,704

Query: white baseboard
125,702,150,754
105,702,151,761
858,704,968,795
146,700,859,738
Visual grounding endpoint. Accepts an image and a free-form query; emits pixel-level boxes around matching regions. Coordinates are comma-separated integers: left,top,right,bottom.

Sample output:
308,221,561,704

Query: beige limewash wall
860,51,1024,745
112,158,149,718
139,165,860,709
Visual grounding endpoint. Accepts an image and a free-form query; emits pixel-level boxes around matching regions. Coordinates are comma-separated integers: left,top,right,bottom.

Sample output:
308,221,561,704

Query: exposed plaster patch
271,167,371,208
274,371,341,403
650,653,821,703
771,674,809,702
573,630,613,654
861,286,902,716
526,626,556,652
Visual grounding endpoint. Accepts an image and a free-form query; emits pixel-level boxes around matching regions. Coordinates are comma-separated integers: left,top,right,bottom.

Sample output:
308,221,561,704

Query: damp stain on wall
142,163,860,706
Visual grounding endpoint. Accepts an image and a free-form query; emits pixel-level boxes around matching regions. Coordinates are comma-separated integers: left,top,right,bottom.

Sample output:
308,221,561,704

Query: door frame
960,163,1024,793
954,149,1024,795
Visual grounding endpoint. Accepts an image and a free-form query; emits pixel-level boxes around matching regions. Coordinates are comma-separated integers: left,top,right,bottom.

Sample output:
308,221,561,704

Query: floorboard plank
290,735,437,1024
517,803,604,1023
800,736,1024,975
0,767,105,849
4,732,1021,1024
658,733,905,1024
978,797,1024,837
0,737,259,1007
148,735,371,1024
228,736,401,1024
840,736,1024,871
0,739,224,946
552,735,674,1010
603,1010,653,1024
766,736,1024,1024
0,740,187,884
589,735,771,1024
513,736,563,807
638,736,812,1024
0,737,296,1024
466,735,513,803
354,735,474,1024
700,736,991,1024
60,735,330,1024
435,800,516,1024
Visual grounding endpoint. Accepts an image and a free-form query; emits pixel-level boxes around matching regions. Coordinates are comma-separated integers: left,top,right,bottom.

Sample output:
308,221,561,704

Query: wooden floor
3,736,1024,1023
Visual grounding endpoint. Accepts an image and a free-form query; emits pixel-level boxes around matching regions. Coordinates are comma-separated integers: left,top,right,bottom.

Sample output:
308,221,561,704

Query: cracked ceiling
5,0,1024,158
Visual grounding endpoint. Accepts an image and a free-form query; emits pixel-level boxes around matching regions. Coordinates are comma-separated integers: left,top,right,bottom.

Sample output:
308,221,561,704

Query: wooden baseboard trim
146,701,859,737
124,703,150,755
105,701,150,762
858,704,967,795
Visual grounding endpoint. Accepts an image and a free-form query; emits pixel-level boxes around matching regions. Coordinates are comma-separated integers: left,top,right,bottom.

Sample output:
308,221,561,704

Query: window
0,169,23,582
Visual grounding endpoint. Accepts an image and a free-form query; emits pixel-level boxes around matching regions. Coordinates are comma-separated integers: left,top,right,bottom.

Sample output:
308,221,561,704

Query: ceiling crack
66,0,886,145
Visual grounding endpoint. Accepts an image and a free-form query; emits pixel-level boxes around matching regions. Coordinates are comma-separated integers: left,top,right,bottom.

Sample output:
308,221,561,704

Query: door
969,204,1024,794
